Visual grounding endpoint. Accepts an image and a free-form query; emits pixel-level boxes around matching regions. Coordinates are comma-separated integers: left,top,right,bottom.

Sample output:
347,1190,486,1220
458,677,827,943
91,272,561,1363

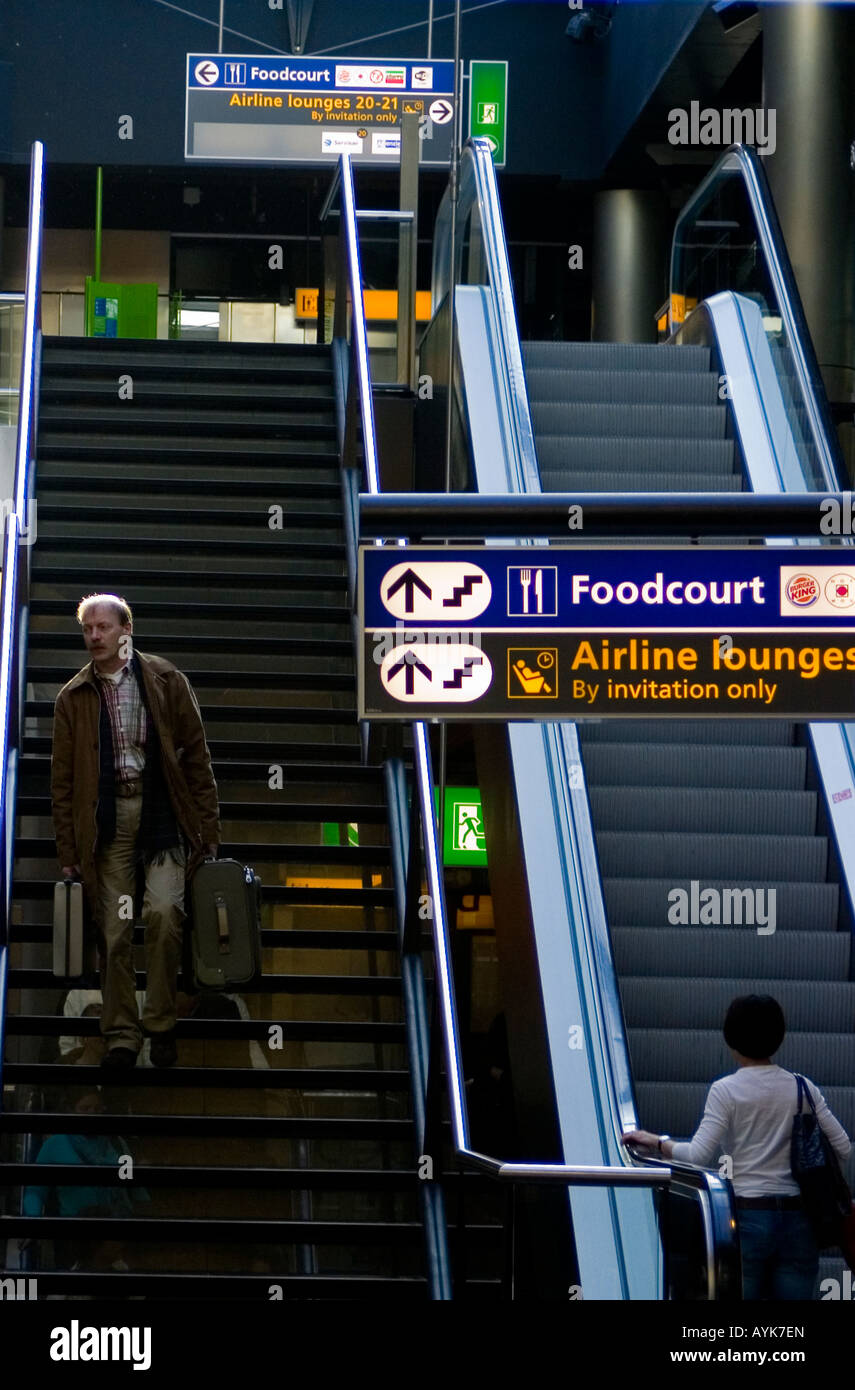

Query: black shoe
100,1047,138,1070
149,1032,177,1068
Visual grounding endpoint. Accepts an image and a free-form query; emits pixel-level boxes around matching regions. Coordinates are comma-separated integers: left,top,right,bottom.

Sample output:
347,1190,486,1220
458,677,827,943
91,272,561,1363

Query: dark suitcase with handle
190,858,262,990
52,878,85,978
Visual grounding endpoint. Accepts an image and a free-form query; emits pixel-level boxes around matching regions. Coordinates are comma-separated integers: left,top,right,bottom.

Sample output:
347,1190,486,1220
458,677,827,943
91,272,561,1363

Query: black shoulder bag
790,1072,853,1254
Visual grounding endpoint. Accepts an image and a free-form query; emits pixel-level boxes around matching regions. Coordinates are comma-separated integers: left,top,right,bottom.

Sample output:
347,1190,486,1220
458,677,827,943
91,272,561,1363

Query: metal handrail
0,142,45,1098
432,138,539,495
319,155,380,497
671,142,845,493
323,152,454,1299
409,723,669,1187
359,489,855,537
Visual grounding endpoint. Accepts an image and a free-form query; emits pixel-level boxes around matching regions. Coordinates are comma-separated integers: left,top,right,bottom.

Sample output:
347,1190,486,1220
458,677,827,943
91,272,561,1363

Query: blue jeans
738,1207,819,1300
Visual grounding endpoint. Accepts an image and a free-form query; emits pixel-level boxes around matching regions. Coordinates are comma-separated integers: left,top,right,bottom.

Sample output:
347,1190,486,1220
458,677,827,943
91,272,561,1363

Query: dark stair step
40,381,334,406
8,969,399,993
20,756,380,782
36,474,341,500
22,733,362,761
30,600,350,623
0,1215,434,1246
4,1063,409,1090
5,1016,405,1042
33,535,346,557
15,840,390,865
41,337,333,369
37,439,340,466
12,883,390,908
8,1271,432,1299
17,796,386,823
36,504,343,529
38,407,336,437
0,1163,418,1190
26,632,352,656
30,566,348,592
10,926,401,950
26,688,356,706
0,1112,412,1139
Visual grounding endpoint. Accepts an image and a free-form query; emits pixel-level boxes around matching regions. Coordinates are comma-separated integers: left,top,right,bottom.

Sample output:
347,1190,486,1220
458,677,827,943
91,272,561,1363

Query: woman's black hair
723,994,786,1059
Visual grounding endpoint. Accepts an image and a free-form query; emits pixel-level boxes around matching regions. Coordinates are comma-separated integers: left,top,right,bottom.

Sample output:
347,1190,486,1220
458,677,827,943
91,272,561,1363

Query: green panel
468,60,508,166
435,785,488,868
85,277,158,339
322,822,360,847
119,282,158,339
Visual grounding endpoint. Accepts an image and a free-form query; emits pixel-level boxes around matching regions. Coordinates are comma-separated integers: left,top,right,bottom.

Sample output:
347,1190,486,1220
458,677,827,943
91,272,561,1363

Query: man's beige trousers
95,792,185,1053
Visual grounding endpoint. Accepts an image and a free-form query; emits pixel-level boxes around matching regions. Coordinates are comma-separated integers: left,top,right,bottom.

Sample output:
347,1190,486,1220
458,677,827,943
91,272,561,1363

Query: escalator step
578,719,797,746
530,401,728,441
582,742,807,789
597,830,827,880
629,1029,855,1087
588,786,817,836
537,438,737,476
521,341,711,372
524,367,720,406
611,927,848,980
622,977,855,1032
602,878,839,931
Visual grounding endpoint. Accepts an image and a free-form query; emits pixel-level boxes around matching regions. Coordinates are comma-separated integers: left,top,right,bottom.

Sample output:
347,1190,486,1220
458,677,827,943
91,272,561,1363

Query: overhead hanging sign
358,546,855,720
185,54,456,165
469,60,508,166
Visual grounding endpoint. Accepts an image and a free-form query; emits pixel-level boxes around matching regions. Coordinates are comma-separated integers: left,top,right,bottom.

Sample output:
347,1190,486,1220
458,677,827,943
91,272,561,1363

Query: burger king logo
786,573,819,607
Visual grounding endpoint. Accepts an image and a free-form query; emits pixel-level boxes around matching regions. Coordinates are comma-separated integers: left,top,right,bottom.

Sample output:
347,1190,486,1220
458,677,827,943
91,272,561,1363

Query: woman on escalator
621,993,851,1300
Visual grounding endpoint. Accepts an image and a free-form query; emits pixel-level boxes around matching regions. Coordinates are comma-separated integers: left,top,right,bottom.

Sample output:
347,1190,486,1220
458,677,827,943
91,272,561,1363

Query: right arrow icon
429,99,454,124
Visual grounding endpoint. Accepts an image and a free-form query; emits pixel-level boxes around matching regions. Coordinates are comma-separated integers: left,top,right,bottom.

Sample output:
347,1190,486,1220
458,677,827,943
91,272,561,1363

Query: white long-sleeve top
670,1064,851,1197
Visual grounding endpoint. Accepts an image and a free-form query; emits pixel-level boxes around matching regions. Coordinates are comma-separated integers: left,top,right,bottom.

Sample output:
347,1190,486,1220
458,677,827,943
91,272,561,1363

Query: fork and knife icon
520,568,544,614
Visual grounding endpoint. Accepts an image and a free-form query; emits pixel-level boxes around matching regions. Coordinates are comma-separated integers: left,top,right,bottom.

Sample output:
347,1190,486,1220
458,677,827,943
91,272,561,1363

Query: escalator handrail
670,141,845,493
0,141,44,1097
432,137,540,495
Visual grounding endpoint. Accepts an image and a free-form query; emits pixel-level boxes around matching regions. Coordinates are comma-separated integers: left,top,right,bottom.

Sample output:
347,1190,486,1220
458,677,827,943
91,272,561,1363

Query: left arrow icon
385,567,432,614
195,60,220,85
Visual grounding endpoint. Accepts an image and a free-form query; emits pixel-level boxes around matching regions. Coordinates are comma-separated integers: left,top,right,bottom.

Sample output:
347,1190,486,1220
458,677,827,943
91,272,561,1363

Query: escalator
524,337,855,1297
435,138,855,1299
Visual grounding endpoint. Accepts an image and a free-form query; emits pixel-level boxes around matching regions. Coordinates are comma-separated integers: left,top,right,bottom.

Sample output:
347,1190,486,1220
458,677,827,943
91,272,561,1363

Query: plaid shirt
95,661,147,782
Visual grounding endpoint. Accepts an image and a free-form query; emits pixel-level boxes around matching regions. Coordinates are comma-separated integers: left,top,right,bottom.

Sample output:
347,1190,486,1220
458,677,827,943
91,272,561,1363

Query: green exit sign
436,786,488,868
469,60,507,166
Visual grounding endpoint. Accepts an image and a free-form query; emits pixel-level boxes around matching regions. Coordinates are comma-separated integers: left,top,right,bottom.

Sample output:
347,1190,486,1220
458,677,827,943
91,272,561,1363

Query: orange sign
295,288,431,321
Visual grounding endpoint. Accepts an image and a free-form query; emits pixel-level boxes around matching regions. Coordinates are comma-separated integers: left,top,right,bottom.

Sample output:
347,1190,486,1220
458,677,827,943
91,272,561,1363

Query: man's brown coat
51,650,220,909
